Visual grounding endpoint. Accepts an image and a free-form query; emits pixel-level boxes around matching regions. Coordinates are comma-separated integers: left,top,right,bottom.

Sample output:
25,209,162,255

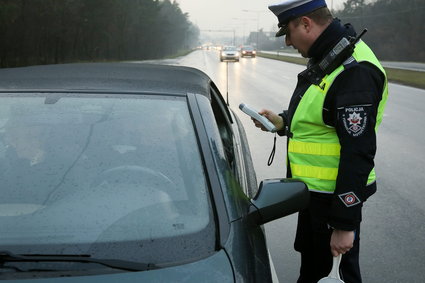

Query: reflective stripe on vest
288,40,388,193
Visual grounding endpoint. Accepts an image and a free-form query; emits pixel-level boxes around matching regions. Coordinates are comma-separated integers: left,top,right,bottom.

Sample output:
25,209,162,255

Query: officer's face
284,17,311,58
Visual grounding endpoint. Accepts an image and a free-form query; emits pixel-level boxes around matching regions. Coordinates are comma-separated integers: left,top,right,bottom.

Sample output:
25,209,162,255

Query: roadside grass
257,52,425,90
258,52,308,66
384,68,425,90
164,49,194,59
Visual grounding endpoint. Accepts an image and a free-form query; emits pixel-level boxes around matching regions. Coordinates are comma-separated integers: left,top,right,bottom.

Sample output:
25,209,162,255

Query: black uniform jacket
279,19,385,231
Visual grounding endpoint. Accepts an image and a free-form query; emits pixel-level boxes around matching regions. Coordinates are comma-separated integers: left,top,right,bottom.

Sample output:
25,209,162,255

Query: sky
175,0,347,41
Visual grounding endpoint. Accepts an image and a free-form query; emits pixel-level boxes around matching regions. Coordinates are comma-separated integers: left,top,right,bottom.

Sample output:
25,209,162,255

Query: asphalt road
155,49,425,283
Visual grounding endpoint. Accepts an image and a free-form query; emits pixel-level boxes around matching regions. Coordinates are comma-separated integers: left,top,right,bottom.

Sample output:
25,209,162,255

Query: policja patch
341,106,368,137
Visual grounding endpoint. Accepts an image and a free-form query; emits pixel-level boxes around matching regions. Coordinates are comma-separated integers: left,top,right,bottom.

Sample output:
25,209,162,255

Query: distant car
0,63,308,282
220,46,240,62
241,46,257,58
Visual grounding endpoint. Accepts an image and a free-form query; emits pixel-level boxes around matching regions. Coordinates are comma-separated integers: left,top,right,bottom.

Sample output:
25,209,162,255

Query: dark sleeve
324,62,385,231
277,111,289,136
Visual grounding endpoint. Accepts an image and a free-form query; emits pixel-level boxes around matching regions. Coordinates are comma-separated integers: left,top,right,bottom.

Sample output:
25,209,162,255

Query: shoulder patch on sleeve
341,105,369,137
338,192,361,207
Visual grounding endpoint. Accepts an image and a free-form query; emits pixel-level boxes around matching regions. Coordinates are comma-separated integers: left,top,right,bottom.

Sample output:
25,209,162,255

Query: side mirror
249,179,309,225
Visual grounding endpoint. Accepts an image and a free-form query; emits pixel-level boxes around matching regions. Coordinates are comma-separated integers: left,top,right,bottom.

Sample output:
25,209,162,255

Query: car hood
1,251,234,283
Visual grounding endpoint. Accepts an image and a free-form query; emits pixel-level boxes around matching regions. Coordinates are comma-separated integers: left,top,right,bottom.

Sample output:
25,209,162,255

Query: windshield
223,46,237,51
0,94,215,266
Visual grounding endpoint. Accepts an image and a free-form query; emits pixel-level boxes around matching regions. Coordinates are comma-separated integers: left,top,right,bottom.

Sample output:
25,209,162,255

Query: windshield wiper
0,250,155,272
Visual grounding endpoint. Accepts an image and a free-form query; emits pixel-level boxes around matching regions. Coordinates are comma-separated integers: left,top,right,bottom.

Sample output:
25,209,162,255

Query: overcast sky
175,0,347,39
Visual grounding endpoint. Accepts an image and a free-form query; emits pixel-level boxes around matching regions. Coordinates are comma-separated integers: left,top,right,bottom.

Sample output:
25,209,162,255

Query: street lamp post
232,17,256,45
242,9,268,49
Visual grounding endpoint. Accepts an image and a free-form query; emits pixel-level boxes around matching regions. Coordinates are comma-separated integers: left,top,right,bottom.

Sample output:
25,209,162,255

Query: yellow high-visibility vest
288,40,388,193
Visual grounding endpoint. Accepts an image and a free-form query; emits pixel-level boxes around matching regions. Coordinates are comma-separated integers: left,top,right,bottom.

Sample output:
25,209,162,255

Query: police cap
268,0,328,37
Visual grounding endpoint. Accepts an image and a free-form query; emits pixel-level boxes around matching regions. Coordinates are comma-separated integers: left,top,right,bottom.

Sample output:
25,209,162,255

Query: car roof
0,63,213,98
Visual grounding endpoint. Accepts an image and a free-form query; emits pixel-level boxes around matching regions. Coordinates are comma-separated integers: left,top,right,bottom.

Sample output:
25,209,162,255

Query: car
220,46,240,62
240,46,257,58
0,63,309,282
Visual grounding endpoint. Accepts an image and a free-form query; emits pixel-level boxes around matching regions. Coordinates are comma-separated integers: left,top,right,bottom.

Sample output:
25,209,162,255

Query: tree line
256,0,424,62
335,0,424,62
0,0,199,68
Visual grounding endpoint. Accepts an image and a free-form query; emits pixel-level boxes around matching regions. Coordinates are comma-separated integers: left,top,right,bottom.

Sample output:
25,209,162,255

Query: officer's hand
252,109,284,132
330,229,354,257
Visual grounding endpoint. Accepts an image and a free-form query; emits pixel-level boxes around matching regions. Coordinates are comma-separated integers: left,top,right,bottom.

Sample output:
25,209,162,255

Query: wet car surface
0,63,308,282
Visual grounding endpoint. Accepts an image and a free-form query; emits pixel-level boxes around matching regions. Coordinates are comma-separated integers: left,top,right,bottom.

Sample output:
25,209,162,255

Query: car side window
210,88,236,171
209,88,257,200
208,86,258,198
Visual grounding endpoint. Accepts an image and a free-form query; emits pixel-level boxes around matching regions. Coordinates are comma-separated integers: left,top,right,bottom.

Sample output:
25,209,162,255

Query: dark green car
0,63,308,282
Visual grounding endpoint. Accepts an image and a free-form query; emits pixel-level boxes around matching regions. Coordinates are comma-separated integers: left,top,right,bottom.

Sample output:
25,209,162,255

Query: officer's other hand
330,229,355,257
252,109,284,132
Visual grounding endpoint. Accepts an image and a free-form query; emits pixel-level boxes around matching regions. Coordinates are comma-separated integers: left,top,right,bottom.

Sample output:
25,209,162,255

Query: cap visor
275,26,286,37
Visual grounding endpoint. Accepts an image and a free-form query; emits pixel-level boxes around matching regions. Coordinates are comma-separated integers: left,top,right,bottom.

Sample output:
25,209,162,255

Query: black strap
267,133,277,166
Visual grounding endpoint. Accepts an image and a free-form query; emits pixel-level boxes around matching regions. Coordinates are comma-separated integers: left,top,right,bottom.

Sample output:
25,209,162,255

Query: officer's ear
301,16,325,40
299,16,312,32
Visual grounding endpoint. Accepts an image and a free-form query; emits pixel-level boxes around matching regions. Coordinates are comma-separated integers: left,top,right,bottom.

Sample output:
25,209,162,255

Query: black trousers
294,192,362,283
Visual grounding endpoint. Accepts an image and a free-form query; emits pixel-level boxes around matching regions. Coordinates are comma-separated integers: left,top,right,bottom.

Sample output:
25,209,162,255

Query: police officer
252,0,388,282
